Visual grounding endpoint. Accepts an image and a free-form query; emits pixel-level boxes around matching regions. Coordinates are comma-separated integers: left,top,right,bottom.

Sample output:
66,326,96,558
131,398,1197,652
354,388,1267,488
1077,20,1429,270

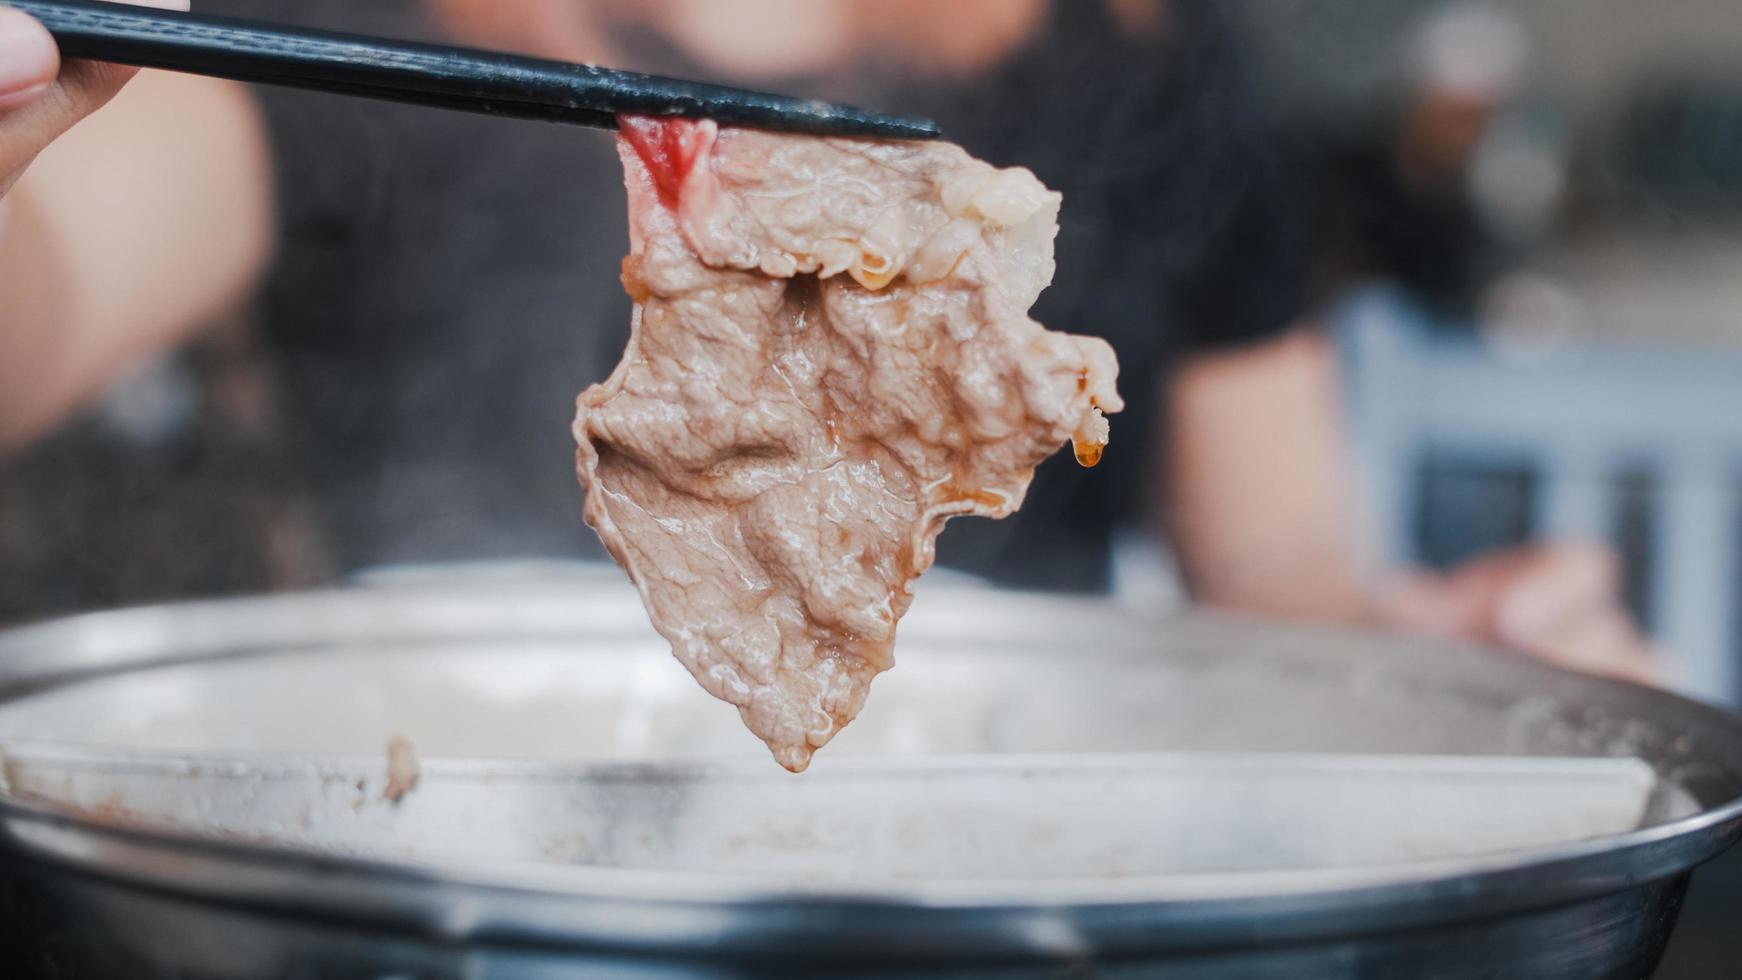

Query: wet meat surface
574,118,1122,771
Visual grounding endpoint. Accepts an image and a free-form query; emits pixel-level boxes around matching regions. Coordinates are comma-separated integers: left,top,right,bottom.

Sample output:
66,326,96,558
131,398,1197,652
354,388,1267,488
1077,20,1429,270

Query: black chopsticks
9,0,941,140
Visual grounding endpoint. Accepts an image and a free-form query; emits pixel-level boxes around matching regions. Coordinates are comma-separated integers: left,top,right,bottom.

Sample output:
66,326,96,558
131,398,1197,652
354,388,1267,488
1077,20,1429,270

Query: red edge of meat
619,116,713,210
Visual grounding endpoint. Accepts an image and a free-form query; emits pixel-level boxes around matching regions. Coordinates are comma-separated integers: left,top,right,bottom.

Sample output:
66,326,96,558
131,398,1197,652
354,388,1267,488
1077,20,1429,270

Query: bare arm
1164,328,1368,621
0,5,273,454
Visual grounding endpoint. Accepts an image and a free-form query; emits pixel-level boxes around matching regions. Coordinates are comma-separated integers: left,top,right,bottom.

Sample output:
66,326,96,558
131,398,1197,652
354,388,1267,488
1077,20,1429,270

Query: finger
53,0,190,110
1494,541,1620,647
0,5,59,197
1375,546,1547,642
0,5,59,113
1526,606,1661,685
1372,572,1493,639
0,0,189,192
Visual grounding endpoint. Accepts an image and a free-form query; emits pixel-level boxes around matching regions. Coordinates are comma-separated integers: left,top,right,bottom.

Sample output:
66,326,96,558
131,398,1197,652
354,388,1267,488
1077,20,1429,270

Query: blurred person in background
1303,2,1531,318
0,0,1653,680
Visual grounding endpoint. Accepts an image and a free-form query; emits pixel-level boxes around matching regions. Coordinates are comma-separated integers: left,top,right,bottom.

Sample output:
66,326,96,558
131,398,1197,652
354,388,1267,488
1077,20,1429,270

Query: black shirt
230,0,1302,592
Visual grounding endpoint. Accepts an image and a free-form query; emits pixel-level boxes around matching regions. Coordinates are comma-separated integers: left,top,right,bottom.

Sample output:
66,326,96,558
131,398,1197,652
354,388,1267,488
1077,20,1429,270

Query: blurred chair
1334,285,1742,704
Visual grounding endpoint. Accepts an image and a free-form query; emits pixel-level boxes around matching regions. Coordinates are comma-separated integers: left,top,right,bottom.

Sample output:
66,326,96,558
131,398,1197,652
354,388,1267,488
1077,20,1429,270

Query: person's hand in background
0,0,189,201
1167,330,1660,687
1375,541,1660,685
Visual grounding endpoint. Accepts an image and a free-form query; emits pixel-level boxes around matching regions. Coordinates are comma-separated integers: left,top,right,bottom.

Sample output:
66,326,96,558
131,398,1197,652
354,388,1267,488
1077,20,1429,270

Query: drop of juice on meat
1074,442,1104,468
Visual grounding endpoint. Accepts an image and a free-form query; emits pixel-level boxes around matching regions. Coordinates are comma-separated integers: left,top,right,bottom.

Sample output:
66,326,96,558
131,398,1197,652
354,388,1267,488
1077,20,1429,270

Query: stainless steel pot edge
0,784,1738,957
3,576,1742,957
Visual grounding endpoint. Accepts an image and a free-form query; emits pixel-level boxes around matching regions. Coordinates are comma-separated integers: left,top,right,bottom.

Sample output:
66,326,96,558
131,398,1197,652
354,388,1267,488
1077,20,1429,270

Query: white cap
1412,2,1530,101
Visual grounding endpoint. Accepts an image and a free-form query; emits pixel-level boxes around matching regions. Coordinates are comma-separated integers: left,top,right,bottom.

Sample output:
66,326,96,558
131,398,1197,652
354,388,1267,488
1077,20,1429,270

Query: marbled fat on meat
574,118,1123,771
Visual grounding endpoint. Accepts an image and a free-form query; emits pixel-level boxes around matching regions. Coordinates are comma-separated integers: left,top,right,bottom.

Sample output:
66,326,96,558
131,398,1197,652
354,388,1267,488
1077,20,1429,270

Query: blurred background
1249,0,1742,712
4,0,1742,973
20,0,1740,693
1251,5,1742,974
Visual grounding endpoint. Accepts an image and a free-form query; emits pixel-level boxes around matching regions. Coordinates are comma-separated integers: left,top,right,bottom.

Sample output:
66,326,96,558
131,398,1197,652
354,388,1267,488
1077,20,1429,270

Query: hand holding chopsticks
6,0,942,140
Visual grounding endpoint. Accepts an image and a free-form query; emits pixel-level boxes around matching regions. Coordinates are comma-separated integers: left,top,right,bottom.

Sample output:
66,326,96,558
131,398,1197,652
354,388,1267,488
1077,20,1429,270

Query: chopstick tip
811,104,944,141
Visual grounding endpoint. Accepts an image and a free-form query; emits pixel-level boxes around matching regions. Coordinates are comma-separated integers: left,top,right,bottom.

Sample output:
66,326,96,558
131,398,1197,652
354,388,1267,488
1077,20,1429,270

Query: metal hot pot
0,563,1737,978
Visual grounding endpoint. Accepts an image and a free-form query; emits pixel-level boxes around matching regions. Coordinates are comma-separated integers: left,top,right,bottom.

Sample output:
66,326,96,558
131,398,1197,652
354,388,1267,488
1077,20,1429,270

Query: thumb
0,4,101,195
0,0,188,194
0,5,60,112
